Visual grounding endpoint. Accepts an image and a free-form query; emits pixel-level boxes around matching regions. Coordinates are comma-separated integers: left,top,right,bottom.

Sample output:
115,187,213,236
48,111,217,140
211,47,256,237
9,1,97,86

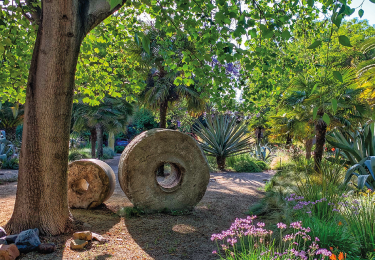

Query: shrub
211,216,333,260
255,160,268,170
233,160,262,173
301,216,360,257
115,146,125,153
102,147,115,159
68,150,90,161
1,158,19,170
340,191,375,257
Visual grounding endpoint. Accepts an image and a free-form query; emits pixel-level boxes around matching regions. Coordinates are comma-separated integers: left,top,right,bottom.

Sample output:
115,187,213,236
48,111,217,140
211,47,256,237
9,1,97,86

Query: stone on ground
14,228,41,253
4,235,17,244
0,237,7,245
0,227,6,238
0,244,20,260
72,231,92,241
92,233,107,244
37,243,56,254
70,239,88,250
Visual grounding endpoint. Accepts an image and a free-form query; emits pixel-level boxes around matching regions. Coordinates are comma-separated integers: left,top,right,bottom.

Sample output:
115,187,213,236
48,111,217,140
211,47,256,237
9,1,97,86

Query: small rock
92,233,107,244
82,223,92,229
14,228,41,253
5,235,18,244
0,244,20,260
0,227,6,237
37,243,56,254
0,237,7,245
70,239,88,250
72,231,92,241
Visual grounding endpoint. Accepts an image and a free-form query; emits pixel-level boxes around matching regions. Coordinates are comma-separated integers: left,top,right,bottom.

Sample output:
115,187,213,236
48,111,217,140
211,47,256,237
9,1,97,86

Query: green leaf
142,35,150,55
323,113,330,125
311,83,318,94
281,30,291,40
333,71,343,82
358,9,364,18
370,0,375,3
307,40,322,49
109,0,122,10
313,107,318,120
332,13,343,28
332,98,337,113
338,35,353,47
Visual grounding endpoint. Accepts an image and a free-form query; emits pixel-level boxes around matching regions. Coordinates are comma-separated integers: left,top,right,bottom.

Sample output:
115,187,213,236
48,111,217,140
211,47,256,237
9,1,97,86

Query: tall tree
4,0,127,235
72,96,133,158
126,27,206,128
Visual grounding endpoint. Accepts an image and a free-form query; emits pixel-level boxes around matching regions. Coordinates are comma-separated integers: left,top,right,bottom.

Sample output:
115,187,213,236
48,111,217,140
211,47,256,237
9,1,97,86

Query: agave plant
193,114,251,171
326,123,375,190
326,122,375,167
250,143,275,162
344,157,375,190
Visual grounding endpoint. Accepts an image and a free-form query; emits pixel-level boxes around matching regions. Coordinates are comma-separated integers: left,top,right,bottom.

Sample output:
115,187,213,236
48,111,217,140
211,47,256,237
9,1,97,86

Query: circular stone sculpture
68,159,116,209
118,129,210,213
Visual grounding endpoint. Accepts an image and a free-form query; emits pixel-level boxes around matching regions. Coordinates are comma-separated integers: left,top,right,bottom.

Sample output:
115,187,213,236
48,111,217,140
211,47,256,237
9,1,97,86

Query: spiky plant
193,114,251,171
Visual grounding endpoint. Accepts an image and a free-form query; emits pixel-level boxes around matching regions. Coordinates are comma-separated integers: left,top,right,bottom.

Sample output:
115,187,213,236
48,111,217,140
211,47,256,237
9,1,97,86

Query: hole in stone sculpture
156,163,182,190
72,179,90,194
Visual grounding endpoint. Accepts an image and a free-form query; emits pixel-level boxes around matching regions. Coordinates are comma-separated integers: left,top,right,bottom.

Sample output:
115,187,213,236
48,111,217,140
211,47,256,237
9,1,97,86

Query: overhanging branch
84,0,126,34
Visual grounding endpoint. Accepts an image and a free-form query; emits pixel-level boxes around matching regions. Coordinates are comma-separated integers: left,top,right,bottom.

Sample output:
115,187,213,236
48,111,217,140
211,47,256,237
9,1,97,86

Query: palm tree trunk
159,101,168,128
216,156,226,171
305,138,313,160
96,124,104,159
108,131,115,151
90,128,96,158
314,119,327,172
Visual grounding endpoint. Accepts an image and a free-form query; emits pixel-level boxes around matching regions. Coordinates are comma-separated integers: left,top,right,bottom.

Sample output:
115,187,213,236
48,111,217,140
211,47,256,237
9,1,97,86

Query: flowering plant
211,216,332,259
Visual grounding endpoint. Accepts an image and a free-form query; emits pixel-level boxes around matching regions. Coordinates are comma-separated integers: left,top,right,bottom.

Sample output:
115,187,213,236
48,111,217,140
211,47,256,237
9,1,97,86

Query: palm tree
282,69,368,171
356,38,375,104
193,114,251,171
126,26,206,128
72,96,133,158
0,102,24,142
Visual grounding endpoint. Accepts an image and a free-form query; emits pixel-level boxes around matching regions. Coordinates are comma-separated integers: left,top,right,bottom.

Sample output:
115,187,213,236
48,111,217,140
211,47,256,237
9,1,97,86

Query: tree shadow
18,204,121,259
124,187,265,260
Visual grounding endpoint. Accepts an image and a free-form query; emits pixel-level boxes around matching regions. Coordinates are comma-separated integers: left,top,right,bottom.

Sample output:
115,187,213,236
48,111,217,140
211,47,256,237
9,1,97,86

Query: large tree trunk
216,156,226,171
314,120,327,172
96,124,104,159
5,0,122,235
305,138,313,160
159,101,168,128
90,128,97,158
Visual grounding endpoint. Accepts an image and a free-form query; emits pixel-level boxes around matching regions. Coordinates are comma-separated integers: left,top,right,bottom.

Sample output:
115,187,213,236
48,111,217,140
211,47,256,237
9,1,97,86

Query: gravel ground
0,155,275,260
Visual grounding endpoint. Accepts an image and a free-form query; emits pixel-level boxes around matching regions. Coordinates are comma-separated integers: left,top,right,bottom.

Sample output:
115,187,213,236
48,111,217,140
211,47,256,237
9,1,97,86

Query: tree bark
90,128,97,158
96,124,104,159
108,131,115,151
159,101,168,128
5,0,126,235
305,138,313,160
216,156,226,171
314,120,327,172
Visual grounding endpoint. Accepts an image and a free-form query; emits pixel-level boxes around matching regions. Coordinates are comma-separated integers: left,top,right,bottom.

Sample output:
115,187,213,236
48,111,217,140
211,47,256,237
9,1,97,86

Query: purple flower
277,222,287,229
315,248,332,257
212,250,217,254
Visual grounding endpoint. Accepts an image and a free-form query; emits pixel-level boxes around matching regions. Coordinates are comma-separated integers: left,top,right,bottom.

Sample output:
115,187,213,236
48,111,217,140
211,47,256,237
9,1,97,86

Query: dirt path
0,156,275,260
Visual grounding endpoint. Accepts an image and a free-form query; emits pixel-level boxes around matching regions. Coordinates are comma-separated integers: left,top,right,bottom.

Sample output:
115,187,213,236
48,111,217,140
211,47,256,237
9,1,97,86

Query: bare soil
0,156,275,260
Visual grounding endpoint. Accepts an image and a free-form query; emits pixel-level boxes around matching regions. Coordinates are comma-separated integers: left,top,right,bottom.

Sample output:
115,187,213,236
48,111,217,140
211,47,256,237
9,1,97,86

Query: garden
1,0,375,259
